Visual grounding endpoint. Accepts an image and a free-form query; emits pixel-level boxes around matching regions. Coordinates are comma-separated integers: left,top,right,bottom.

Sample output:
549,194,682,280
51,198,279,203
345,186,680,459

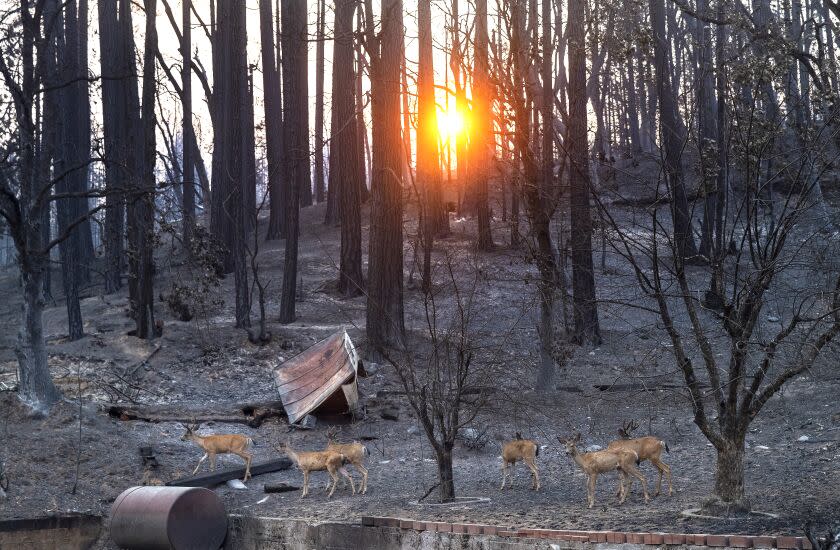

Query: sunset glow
437,106,466,142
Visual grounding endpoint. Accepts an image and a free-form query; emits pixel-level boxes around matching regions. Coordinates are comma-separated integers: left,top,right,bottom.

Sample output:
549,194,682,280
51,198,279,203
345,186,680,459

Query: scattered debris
298,415,317,430
226,479,247,490
359,362,382,377
264,482,300,494
380,407,399,421
458,427,489,450
106,399,287,428
407,425,421,435
798,435,811,442
255,496,270,504
139,446,159,469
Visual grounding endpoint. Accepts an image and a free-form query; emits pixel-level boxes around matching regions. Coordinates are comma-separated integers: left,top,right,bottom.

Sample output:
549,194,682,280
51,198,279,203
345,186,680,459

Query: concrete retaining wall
224,516,768,550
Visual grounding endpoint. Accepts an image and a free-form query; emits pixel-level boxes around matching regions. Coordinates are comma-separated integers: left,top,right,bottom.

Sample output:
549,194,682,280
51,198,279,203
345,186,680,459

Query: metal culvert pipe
110,486,227,549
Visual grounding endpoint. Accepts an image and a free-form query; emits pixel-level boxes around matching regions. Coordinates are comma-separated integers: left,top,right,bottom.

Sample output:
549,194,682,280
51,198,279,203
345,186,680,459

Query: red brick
730,536,753,548
628,532,647,544
665,533,687,545
752,536,776,548
361,516,375,527
498,530,519,538
689,534,709,545
436,522,452,533
464,524,482,535
374,517,400,528
613,532,628,543
450,523,467,534
415,521,429,531
645,533,665,545
802,538,813,550
589,531,609,543
707,535,730,547
777,537,801,550
481,525,499,536
398,518,414,529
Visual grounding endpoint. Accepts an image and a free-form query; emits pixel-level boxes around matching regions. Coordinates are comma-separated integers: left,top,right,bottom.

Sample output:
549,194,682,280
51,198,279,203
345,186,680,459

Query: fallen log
106,400,287,427
166,458,292,488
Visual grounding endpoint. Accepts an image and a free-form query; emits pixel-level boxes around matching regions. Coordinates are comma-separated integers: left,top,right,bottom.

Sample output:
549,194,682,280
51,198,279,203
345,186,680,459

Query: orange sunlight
437,106,466,142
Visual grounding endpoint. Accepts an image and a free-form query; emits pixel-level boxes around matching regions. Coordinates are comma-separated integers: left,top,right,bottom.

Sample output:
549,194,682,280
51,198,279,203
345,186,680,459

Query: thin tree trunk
649,0,698,261
182,0,195,248
259,0,285,240
473,0,493,250
314,0,326,204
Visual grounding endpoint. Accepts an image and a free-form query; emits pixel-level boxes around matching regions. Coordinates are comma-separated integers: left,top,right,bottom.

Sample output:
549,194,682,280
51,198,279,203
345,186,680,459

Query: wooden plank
166,458,293,487
106,400,287,427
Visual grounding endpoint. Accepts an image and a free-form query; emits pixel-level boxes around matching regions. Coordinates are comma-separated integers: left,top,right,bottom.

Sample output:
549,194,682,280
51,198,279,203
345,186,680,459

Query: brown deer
559,433,650,508
607,420,672,496
325,427,370,494
181,423,253,482
279,442,355,498
500,432,540,490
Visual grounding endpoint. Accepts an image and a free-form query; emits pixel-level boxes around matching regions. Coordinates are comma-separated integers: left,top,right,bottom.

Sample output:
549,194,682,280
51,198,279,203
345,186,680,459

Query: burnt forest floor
1,156,839,540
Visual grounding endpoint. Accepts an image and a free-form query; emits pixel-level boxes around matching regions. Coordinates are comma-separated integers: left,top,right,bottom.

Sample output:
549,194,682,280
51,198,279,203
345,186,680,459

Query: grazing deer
500,432,540,490
607,420,672,496
325,427,370,494
559,433,650,508
181,423,253,482
279,442,355,498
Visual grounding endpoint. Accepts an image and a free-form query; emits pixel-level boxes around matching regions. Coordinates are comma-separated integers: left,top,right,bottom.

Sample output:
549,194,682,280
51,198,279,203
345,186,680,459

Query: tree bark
333,0,364,296
436,446,455,502
473,0,494,251
649,0,698,261
365,0,406,350
280,0,308,323
181,0,195,248
568,0,601,345
259,0,285,240
314,0,326,204
712,437,748,508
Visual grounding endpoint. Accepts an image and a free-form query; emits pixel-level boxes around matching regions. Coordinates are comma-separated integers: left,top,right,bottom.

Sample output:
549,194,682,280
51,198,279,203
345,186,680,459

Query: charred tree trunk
696,0,718,259
333,0,364,296
365,0,406,350
473,0,494,251
181,0,195,248
279,0,308,323
259,0,285,240
314,0,326,204
436,445,455,502
649,0,698,261
132,0,159,339
568,0,601,346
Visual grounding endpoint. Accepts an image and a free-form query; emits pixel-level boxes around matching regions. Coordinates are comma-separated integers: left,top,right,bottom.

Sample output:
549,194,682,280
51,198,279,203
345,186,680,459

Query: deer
279,441,355,498
559,433,650,508
325,427,370,494
180,423,253,482
500,432,540,490
606,420,672,497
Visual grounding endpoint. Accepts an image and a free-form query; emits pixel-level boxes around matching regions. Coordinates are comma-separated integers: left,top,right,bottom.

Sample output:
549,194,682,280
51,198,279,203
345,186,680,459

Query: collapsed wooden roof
272,330,360,424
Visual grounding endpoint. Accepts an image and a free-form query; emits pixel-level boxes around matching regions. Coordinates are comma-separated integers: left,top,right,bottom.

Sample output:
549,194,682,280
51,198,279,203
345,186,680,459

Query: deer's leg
237,451,252,482
355,463,368,494
340,466,356,495
525,458,539,490
193,453,208,475
301,471,309,498
587,474,597,508
500,461,508,490
327,467,339,498
651,457,672,496
617,471,628,504
209,453,217,471
624,464,649,502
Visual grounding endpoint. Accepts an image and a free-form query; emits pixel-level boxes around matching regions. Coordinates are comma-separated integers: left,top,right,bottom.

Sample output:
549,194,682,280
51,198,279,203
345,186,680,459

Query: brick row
360,517,812,549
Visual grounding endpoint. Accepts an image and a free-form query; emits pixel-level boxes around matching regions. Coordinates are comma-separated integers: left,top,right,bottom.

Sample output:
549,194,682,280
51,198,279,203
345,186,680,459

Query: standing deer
559,433,650,508
500,432,540,490
279,441,355,498
181,423,253,482
607,420,672,496
325,427,370,494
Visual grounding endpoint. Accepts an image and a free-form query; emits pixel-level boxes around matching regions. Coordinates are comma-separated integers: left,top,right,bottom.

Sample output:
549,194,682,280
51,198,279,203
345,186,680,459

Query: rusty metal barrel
110,486,227,549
